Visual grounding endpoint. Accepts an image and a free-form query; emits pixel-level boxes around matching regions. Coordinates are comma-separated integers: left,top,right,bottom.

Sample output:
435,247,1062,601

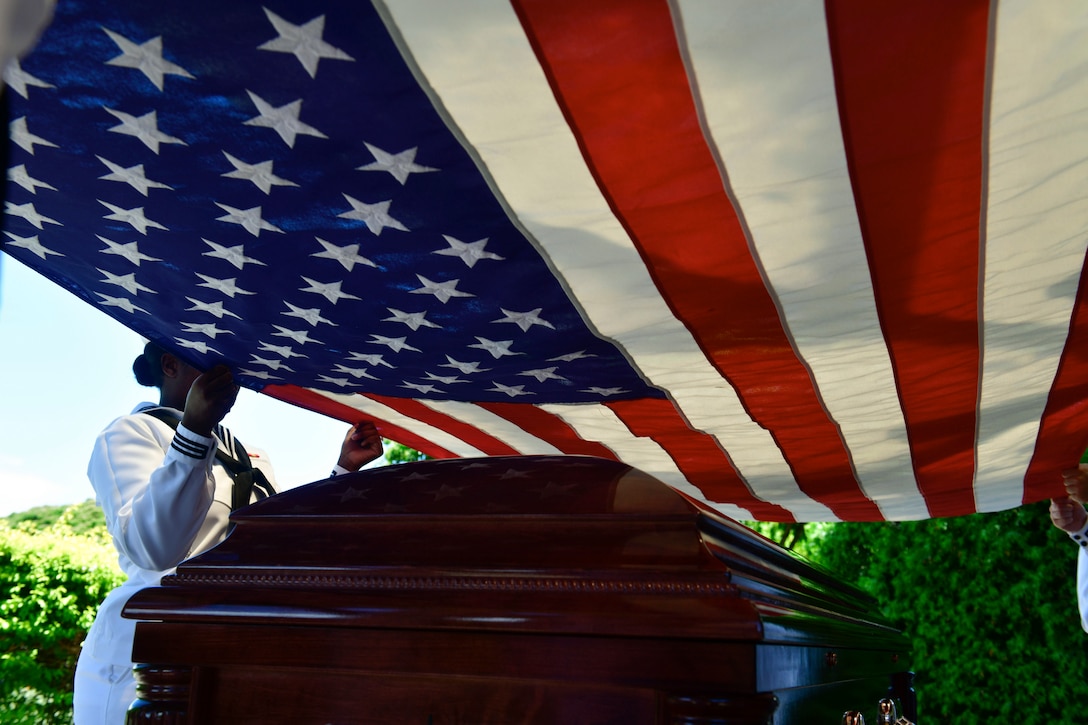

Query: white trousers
73,644,135,725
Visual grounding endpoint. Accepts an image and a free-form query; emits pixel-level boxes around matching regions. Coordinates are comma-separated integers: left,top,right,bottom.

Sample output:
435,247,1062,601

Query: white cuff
1068,519,1088,549
330,464,351,478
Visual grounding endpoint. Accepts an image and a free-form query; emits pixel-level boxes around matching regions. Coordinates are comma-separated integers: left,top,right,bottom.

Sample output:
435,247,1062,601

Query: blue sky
0,254,370,516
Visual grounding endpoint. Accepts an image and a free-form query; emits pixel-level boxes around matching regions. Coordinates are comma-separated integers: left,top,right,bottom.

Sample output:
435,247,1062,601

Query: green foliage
0,505,122,724
796,502,1088,724
4,500,106,536
384,440,431,465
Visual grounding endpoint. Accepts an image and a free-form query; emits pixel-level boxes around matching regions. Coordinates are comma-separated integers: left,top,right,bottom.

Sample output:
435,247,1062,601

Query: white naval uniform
73,403,277,725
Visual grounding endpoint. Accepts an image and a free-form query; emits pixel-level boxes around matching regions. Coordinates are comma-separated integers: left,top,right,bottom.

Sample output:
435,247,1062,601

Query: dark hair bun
132,354,156,386
133,341,168,387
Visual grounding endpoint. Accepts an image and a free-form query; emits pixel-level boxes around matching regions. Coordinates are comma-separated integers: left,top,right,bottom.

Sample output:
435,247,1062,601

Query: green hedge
0,505,124,724
758,502,1088,724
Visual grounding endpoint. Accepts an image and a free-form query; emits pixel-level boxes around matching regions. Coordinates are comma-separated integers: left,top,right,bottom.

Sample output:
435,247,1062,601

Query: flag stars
3,60,53,99
519,367,567,383
97,268,156,296
99,200,168,235
583,386,627,396
317,375,359,389
6,201,60,229
433,235,504,268
272,325,322,346
202,239,266,269
493,308,555,332
311,237,376,272
339,195,408,235
10,117,57,154
96,293,148,315
181,322,233,339
440,356,490,374
175,339,220,356
383,308,440,331
215,203,283,236
358,143,437,185
346,352,395,368
488,382,532,398
410,275,474,304
221,152,298,194
4,232,61,260
258,9,354,78
97,235,161,266
244,90,327,148
103,28,194,91
248,355,295,371
8,165,56,194
469,337,520,359
299,276,361,304
282,300,335,327
368,334,420,353
185,297,240,320
236,368,282,381
422,372,467,385
550,350,595,363
97,156,172,195
104,108,186,154
333,364,378,380
402,381,442,395
258,341,306,359
195,273,256,298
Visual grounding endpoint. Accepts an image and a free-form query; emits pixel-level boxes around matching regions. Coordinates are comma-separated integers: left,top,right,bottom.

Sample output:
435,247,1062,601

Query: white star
383,308,439,331
195,273,256,298
346,352,394,368
5,201,60,229
300,276,361,304
248,354,295,371
4,231,62,260
176,338,221,355
499,468,532,480
311,237,376,272
493,308,555,332
469,337,520,359
368,334,420,353
583,386,627,396
185,297,240,320
257,9,354,78
181,322,232,339
8,164,56,194
202,238,266,269
104,108,186,154
410,275,474,304
317,375,358,389
333,364,378,380
337,486,368,503
102,28,193,91
10,117,57,154
440,356,489,374
402,381,442,395
3,60,53,99
358,143,438,185
282,301,335,327
519,367,567,383
338,195,408,235
272,325,322,346
97,268,156,296
488,382,532,398
97,156,172,196
99,200,168,235
237,368,283,381
244,90,327,148
549,350,596,363
96,292,148,315
433,235,503,268
214,203,283,237
221,152,297,194
423,372,467,385
97,235,161,266
258,341,306,359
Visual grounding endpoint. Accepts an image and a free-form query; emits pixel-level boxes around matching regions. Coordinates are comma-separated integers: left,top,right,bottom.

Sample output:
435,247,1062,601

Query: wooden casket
123,456,916,724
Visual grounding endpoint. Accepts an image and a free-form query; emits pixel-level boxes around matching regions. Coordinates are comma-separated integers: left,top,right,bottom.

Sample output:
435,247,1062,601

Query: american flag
4,0,1088,523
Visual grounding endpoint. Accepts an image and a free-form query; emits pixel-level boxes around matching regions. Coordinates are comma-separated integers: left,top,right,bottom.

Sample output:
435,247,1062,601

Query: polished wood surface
125,455,915,724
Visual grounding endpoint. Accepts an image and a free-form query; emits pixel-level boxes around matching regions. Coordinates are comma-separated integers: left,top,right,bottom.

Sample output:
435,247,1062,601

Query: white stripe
421,400,563,454
976,1,1088,511
306,389,488,458
676,0,927,521
540,403,756,522
377,0,835,520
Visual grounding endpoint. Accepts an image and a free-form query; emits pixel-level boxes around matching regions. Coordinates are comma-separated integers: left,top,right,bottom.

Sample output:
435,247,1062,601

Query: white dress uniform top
73,402,277,724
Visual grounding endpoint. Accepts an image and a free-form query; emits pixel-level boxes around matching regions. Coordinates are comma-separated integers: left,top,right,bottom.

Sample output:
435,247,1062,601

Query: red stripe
476,402,621,459
607,399,796,522
365,394,522,456
825,0,990,517
512,0,880,520
263,385,456,459
1024,248,1088,502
